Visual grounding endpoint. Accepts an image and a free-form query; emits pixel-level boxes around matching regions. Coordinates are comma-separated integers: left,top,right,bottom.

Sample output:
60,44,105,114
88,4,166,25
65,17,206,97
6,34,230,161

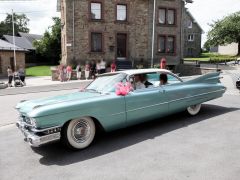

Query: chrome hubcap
72,120,91,143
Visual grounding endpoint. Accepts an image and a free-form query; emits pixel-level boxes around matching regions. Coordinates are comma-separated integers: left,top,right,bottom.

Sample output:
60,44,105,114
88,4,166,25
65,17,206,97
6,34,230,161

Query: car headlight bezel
29,118,37,128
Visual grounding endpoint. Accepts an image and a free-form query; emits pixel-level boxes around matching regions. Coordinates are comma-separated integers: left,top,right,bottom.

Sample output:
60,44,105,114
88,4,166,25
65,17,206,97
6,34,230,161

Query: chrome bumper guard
16,121,61,147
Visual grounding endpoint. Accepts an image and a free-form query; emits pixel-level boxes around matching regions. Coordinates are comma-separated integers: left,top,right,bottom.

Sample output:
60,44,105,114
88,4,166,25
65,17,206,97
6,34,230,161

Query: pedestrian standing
90,60,96,79
18,65,26,85
85,62,90,80
7,66,13,87
66,65,72,81
58,64,64,82
100,59,106,74
111,60,116,72
160,57,167,69
63,65,67,81
76,64,82,80
96,60,101,75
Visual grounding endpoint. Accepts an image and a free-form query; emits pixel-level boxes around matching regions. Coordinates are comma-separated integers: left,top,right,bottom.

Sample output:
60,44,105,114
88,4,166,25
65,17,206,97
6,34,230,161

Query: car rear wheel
187,104,201,116
61,117,96,150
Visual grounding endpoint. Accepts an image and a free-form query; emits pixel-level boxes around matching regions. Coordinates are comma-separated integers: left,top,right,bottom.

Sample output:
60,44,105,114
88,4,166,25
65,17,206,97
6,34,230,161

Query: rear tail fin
185,72,221,84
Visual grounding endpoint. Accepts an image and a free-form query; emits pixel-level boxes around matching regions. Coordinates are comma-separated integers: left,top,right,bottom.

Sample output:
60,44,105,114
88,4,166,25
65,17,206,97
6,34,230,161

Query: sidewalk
0,76,92,96
0,76,91,87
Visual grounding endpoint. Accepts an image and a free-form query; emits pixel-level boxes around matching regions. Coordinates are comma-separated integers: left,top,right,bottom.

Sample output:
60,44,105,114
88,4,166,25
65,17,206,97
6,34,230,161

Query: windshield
86,73,127,93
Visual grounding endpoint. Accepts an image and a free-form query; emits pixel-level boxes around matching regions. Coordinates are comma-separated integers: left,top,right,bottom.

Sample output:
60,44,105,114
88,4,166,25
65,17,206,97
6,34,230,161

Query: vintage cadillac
16,69,226,150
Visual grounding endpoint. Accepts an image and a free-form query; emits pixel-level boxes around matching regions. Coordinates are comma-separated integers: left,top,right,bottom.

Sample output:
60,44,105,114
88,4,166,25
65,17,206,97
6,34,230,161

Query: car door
125,73,169,127
160,73,188,113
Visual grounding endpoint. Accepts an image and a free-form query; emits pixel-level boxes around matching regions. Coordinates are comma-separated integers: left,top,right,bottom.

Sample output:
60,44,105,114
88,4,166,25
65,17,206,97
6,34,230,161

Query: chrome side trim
168,88,226,104
127,101,168,113
126,88,225,113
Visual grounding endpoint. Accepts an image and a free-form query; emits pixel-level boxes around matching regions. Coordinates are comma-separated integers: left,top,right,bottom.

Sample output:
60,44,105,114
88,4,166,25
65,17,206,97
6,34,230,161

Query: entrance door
10,57,14,71
116,33,127,60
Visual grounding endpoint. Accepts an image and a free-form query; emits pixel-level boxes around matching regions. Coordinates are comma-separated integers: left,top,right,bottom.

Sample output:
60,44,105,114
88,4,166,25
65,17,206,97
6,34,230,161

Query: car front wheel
187,104,201,116
62,117,96,150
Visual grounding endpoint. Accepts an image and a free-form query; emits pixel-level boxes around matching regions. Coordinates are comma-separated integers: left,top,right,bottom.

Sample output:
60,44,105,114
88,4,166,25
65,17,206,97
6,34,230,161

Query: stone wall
0,51,25,76
174,64,221,76
61,0,183,66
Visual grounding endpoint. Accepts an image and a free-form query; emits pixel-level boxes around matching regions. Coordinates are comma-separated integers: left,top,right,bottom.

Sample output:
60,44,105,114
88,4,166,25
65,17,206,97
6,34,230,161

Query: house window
167,9,175,25
187,20,192,28
90,2,102,20
158,35,175,54
117,4,127,21
159,8,176,25
188,34,194,41
167,36,175,53
159,8,166,24
91,32,103,52
158,36,166,53
187,48,194,56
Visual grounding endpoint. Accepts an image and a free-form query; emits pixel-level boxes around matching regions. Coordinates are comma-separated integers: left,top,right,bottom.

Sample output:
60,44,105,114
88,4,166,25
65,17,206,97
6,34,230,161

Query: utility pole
151,0,156,68
12,9,17,71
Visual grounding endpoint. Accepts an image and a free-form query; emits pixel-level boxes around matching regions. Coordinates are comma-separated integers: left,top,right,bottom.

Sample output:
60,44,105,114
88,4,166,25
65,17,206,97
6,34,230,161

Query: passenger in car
140,74,153,88
159,73,168,85
134,75,145,89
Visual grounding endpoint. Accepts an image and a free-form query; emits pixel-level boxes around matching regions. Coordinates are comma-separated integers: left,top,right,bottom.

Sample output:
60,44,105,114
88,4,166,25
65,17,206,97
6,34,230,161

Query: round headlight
30,118,37,128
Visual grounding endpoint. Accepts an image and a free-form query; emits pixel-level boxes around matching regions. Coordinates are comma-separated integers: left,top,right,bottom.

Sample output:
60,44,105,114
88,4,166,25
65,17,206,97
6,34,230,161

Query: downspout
151,0,156,68
180,1,184,62
72,0,75,61
12,9,17,70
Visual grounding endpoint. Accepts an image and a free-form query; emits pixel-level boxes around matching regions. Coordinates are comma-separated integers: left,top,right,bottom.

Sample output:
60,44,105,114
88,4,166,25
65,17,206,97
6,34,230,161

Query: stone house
3,32,43,66
59,0,191,69
183,9,203,57
0,39,27,76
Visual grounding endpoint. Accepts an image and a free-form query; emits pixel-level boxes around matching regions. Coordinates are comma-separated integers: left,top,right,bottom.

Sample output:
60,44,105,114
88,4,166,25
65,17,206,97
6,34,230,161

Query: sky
0,0,60,35
0,0,239,46
186,0,240,45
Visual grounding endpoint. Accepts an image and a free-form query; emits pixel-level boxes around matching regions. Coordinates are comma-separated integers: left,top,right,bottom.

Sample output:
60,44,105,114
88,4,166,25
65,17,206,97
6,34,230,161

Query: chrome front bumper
16,121,61,147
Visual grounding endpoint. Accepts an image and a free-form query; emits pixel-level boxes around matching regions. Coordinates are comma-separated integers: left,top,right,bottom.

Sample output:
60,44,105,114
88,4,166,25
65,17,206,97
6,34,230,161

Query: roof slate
0,39,28,51
3,35,35,50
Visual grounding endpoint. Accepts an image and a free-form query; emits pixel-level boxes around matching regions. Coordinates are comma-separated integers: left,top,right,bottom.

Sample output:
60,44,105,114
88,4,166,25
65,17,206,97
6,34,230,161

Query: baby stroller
14,72,24,87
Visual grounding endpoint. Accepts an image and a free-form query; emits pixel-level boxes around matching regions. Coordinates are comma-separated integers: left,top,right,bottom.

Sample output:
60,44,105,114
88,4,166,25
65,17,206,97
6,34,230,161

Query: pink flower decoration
115,82,133,96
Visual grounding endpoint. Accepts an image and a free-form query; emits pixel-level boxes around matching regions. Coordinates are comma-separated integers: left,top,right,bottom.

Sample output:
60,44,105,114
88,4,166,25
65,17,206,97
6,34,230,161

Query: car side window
167,74,181,84
146,73,160,87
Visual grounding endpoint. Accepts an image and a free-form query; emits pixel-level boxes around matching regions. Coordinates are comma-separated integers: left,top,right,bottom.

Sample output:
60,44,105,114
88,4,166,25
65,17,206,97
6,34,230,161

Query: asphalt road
0,92,240,180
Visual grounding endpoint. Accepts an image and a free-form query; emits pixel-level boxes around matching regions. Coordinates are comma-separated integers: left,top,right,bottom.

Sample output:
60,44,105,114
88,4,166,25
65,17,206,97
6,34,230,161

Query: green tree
206,11,240,55
0,13,29,37
33,17,61,65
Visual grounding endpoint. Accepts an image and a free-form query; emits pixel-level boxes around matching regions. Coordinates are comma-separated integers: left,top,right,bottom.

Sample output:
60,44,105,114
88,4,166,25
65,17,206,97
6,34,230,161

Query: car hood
16,91,102,115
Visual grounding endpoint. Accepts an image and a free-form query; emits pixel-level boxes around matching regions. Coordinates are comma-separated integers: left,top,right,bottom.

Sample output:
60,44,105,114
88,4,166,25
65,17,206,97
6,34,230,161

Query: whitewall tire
62,117,96,150
187,104,201,116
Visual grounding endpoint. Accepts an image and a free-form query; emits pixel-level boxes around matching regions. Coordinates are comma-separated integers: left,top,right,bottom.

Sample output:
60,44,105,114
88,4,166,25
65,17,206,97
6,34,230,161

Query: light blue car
16,69,226,150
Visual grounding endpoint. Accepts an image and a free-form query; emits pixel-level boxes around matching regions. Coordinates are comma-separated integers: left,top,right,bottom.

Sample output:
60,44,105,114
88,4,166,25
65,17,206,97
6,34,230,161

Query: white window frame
188,34,194,41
